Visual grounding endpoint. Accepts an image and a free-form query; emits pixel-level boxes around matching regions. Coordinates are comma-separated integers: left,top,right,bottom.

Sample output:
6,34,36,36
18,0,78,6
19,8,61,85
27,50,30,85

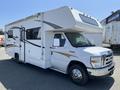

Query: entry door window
53,34,66,47
8,30,13,38
26,27,41,40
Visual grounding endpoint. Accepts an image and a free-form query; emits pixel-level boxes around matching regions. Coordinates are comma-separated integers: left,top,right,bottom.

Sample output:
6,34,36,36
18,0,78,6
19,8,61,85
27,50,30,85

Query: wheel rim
72,69,82,79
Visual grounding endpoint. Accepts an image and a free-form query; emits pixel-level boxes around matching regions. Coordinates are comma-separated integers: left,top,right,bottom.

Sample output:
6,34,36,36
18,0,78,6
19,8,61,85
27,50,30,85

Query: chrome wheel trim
72,69,82,79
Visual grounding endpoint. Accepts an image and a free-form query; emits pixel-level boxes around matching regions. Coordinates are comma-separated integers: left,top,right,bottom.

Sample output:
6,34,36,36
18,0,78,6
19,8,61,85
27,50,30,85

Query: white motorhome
5,6,114,85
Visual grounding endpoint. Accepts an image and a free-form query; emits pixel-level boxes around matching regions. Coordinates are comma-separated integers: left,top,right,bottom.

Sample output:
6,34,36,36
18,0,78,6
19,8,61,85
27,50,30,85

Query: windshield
65,32,94,47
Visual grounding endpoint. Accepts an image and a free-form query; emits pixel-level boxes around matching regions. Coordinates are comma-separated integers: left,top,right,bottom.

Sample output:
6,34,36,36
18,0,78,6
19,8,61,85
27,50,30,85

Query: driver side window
53,34,66,47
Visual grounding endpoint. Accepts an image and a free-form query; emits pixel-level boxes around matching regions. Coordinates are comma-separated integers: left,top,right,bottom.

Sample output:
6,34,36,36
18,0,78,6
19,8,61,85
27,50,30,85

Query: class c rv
5,6,115,85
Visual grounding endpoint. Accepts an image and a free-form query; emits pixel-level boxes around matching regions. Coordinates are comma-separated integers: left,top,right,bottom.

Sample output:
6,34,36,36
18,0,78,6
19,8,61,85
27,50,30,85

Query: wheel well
67,61,87,74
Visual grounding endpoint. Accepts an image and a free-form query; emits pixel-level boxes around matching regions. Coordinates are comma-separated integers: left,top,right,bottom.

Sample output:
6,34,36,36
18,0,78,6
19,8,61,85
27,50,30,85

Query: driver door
51,33,69,71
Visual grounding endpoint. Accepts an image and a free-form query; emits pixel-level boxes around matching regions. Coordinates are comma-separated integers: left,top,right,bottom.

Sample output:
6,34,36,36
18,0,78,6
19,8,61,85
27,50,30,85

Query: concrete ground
0,47,119,90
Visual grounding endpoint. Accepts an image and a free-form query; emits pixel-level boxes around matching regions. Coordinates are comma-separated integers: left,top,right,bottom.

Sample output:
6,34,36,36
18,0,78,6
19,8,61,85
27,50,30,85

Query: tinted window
8,30,13,38
26,27,41,40
54,34,66,47
79,14,98,26
65,32,94,47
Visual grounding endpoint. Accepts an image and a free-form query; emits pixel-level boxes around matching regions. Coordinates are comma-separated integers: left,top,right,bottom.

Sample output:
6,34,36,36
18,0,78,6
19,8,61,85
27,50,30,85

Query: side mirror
54,39,60,47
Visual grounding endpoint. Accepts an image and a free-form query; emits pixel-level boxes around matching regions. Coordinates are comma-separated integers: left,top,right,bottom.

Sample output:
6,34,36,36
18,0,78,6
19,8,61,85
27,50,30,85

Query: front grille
106,61,112,65
108,66,114,71
103,53,113,66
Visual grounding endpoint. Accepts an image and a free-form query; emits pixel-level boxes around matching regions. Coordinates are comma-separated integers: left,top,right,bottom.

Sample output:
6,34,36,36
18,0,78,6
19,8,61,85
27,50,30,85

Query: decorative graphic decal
53,51,77,58
43,21,62,29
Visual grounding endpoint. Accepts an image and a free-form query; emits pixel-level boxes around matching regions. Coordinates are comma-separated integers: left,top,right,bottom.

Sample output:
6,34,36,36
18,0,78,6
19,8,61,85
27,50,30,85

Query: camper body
103,21,120,47
5,6,114,85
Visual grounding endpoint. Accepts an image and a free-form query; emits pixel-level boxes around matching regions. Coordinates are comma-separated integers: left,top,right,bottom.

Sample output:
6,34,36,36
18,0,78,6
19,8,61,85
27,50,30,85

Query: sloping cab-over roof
6,6,103,33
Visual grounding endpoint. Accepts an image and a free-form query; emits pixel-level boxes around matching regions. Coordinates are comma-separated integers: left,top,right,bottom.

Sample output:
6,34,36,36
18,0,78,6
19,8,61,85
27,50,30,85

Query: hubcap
72,69,82,79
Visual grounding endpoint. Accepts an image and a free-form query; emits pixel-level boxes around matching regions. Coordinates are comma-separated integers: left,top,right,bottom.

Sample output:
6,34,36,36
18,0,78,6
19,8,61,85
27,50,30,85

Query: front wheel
68,65,89,85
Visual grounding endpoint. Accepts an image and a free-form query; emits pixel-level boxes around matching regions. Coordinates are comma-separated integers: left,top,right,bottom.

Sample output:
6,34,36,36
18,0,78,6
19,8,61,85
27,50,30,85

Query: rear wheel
68,65,89,85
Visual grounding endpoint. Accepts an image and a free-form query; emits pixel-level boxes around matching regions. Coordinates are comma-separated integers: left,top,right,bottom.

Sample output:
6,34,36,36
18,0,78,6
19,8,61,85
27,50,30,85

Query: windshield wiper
74,44,95,48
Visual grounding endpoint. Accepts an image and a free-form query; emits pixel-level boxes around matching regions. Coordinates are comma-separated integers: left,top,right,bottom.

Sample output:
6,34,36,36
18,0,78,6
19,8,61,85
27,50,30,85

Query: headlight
90,56,103,68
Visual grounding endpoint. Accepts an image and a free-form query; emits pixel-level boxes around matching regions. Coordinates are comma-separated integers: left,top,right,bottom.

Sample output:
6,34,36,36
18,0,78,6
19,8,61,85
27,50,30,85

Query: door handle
51,51,53,55
20,45,22,47
50,47,56,49
69,51,75,53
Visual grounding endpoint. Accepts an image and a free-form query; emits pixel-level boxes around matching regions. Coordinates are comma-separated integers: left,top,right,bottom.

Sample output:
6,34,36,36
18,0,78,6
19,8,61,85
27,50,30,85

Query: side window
26,27,41,40
8,30,13,38
79,14,98,26
54,34,66,47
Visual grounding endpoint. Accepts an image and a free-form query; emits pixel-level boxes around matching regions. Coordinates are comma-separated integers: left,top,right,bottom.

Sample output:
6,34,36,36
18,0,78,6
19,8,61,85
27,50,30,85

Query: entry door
13,29,21,55
20,29,26,62
25,27,42,66
51,33,69,71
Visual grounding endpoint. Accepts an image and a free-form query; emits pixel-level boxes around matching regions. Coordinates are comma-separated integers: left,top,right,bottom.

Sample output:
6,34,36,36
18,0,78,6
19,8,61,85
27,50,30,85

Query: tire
68,65,89,85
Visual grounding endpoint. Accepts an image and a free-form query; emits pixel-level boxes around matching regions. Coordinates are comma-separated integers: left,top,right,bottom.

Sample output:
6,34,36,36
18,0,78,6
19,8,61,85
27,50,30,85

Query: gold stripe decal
53,51,77,58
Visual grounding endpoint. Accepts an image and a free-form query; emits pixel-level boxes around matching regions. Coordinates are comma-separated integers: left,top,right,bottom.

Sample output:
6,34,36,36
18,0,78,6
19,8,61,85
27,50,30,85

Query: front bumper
87,62,115,77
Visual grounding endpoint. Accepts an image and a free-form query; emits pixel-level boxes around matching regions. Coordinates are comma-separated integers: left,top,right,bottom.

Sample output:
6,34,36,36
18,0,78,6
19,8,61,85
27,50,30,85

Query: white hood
83,47,112,56
72,46,112,68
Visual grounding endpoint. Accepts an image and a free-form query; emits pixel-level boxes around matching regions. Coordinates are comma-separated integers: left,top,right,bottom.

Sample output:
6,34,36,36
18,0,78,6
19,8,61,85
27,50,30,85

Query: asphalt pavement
0,47,119,90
